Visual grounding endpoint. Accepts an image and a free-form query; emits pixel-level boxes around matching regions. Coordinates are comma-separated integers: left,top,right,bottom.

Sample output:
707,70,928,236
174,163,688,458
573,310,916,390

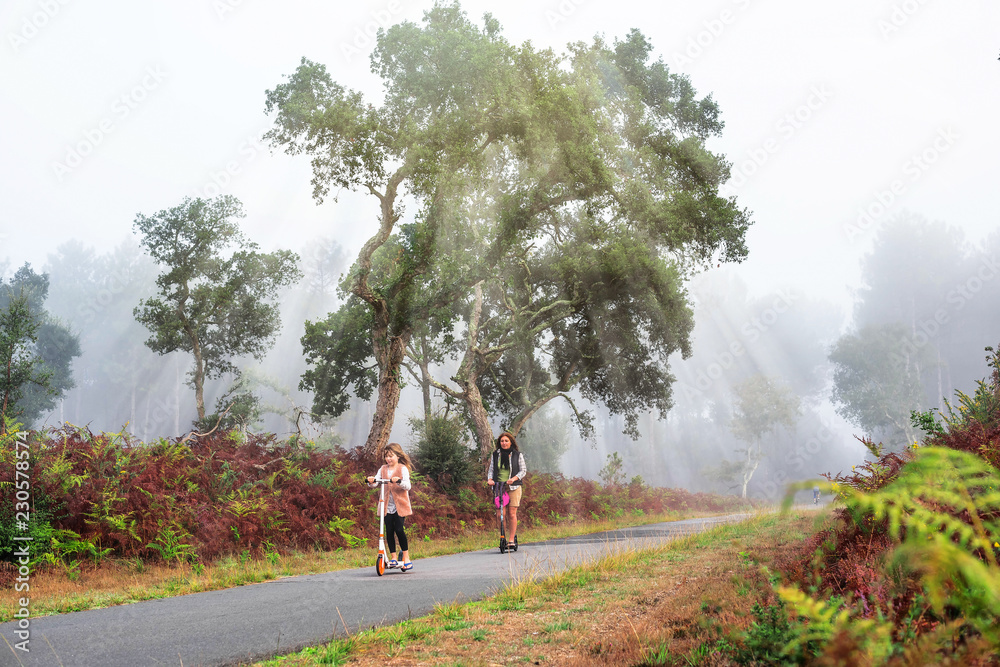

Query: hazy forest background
6,211,999,500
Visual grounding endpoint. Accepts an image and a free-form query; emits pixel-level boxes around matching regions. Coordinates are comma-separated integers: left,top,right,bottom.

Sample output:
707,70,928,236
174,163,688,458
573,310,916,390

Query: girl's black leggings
385,512,408,554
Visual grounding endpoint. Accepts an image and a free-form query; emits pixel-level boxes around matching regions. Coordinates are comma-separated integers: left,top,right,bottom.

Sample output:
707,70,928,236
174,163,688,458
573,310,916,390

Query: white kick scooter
370,476,404,576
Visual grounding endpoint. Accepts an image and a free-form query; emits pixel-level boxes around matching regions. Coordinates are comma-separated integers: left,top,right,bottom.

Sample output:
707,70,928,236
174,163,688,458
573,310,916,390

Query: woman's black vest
492,449,521,488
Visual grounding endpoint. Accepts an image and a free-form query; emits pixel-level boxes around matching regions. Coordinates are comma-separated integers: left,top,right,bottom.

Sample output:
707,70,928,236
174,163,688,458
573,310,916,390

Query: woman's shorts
507,486,522,507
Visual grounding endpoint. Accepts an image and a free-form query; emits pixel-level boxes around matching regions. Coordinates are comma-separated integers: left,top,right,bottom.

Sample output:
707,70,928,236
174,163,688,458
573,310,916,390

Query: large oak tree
270,3,751,454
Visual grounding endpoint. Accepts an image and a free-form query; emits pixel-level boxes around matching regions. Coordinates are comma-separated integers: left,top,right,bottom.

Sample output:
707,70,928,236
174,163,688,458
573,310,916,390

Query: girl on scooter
366,442,414,571
487,431,527,550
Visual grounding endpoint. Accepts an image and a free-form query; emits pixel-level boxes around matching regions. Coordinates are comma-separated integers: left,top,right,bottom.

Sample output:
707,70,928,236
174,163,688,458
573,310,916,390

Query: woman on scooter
487,431,527,550
366,442,414,571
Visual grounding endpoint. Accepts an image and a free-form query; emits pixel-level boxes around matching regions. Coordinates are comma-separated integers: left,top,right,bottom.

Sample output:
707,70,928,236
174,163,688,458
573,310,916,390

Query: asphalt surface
1,513,752,667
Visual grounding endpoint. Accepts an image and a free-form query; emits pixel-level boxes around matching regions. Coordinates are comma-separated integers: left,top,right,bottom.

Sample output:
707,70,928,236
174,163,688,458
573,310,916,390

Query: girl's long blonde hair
381,441,413,469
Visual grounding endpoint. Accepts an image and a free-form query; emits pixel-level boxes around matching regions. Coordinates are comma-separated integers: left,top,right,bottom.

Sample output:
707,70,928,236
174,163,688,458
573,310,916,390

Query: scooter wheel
376,554,386,576
499,537,507,554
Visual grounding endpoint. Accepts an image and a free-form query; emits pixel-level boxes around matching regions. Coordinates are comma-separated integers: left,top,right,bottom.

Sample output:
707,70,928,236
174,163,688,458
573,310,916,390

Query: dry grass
1,510,701,622
258,509,824,666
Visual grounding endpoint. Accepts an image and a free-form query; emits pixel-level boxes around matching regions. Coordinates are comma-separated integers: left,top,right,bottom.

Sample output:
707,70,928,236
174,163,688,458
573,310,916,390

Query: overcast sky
2,0,998,313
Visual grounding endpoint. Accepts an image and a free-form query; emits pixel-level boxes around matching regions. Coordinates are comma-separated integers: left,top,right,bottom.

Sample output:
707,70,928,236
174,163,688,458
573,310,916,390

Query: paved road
1,513,751,667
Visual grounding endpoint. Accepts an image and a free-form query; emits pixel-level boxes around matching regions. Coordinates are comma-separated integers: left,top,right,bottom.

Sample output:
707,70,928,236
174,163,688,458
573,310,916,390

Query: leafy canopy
267,4,751,450
0,264,81,428
133,195,302,422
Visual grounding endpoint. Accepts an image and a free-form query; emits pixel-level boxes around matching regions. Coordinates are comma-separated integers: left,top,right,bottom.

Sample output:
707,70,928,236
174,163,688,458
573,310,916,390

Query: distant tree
44,238,179,438
0,264,81,429
518,403,571,474
275,6,751,455
599,452,627,487
829,323,930,447
301,237,349,299
850,214,997,407
729,375,800,498
133,195,302,423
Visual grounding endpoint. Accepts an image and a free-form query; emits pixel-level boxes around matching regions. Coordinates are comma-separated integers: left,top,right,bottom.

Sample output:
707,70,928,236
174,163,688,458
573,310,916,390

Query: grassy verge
1,508,726,622
254,508,824,666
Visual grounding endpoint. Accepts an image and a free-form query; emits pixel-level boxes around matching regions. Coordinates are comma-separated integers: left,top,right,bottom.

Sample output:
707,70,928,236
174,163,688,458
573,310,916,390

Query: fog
3,1,998,499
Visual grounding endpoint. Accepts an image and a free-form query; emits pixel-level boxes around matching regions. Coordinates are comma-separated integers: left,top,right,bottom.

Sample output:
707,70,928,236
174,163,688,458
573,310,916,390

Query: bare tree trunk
193,357,206,421
464,378,495,459
363,308,409,455
741,442,761,499
174,354,181,436
417,334,432,422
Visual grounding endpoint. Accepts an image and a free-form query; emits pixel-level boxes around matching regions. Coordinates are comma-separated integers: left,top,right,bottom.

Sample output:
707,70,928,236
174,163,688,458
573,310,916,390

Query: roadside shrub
409,413,475,495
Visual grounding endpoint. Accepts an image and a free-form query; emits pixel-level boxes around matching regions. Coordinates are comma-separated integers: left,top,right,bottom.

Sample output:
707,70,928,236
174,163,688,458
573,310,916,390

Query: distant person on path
813,485,820,505
487,431,527,549
367,442,414,571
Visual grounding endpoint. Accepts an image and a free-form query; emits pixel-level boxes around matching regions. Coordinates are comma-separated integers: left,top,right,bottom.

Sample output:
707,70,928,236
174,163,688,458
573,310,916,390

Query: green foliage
730,375,800,445
327,516,366,548
728,375,800,497
0,503,55,564
410,413,474,494
519,405,570,474
146,523,195,563
132,194,302,421
734,600,802,665
0,264,80,428
300,297,378,420
829,323,929,446
846,447,1000,645
599,452,626,487
772,588,892,663
940,381,1000,433
195,371,268,434
910,408,944,437
37,528,114,574
271,7,753,455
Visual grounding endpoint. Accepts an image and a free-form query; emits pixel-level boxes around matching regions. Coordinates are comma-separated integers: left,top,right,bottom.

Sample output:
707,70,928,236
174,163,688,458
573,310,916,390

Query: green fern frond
776,585,893,662
849,447,1000,648
847,447,1000,566
891,540,1000,643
